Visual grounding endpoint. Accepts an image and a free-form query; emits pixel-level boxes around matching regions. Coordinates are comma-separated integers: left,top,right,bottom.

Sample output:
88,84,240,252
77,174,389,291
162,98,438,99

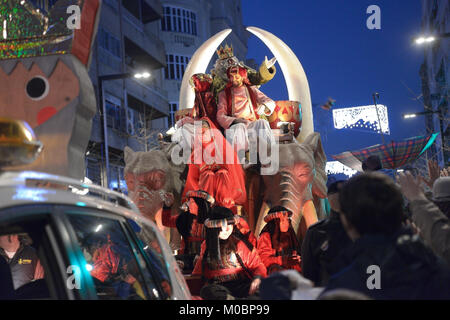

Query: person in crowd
192,206,267,299
301,180,352,286
398,172,450,266
361,155,395,179
259,270,323,300
323,172,450,299
430,176,450,218
0,234,44,290
257,206,301,275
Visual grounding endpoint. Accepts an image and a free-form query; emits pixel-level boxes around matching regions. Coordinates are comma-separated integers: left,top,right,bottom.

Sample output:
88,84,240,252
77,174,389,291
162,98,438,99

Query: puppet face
219,223,234,240
0,59,80,129
125,170,167,219
279,216,290,233
228,66,244,87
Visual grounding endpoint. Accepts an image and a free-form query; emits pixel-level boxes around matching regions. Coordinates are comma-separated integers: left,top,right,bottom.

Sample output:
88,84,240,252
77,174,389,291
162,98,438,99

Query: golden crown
216,44,234,60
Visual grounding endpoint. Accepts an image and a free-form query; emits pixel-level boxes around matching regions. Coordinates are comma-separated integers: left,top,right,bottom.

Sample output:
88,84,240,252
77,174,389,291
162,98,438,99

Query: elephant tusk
246,26,314,143
179,29,232,110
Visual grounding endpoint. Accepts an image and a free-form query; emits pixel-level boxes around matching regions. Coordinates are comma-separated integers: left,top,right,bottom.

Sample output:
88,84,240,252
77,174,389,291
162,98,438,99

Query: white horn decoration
246,26,314,142
179,28,232,110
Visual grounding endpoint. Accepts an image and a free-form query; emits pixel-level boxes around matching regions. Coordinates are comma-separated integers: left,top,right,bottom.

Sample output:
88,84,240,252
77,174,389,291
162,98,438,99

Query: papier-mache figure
257,206,302,275
181,118,247,211
0,0,101,179
192,206,267,299
214,46,278,164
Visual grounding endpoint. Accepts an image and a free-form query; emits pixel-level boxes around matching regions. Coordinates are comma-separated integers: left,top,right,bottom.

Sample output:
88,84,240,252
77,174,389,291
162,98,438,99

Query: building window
164,54,190,80
99,28,121,58
105,100,123,132
169,103,178,127
161,6,197,36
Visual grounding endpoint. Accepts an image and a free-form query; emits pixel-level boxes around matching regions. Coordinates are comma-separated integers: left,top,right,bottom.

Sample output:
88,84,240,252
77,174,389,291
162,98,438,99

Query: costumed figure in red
192,206,267,299
161,190,213,271
216,65,276,164
181,117,247,212
257,206,302,275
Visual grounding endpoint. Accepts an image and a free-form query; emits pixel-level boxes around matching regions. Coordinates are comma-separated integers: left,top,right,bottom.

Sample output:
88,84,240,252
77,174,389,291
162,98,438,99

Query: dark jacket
0,244,41,290
301,210,352,286
323,227,450,300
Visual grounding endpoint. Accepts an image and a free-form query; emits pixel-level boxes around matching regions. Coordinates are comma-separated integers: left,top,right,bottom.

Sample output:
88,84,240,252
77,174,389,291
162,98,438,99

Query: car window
0,226,51,299
67,214,160,300
126,219,174,298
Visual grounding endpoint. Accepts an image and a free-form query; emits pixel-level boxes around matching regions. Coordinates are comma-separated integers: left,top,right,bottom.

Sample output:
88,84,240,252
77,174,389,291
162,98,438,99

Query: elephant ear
303,132,327,199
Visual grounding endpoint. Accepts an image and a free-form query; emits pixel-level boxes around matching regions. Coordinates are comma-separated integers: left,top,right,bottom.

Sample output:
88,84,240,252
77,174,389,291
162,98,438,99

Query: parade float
124,27,328,256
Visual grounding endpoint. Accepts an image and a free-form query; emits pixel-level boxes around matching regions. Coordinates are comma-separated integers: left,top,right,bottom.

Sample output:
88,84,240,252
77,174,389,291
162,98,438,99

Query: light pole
97,71,150,188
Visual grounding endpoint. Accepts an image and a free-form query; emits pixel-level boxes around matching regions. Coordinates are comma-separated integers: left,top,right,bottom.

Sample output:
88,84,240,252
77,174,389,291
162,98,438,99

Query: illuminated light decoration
326,161,357,177
94,224,102,232
332,105,390,135
85,264,93,272
0,0,100,62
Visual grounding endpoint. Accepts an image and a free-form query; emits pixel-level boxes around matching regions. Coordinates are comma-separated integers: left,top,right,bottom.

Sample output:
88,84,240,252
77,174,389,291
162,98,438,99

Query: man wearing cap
301,180,352,286
398,173,450,266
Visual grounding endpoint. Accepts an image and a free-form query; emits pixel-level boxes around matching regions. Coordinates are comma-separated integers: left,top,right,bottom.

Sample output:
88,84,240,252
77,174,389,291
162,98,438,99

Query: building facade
419,0,449,167
160,0,248,127
84,0,248,189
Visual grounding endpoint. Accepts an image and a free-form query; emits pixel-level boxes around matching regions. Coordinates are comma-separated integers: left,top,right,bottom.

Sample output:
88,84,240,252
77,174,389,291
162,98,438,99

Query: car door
60,206,167,300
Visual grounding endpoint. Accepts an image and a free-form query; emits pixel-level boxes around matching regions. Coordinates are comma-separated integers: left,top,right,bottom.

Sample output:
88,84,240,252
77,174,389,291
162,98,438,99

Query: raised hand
420,160,440,188
397,172,427,202
248,277,261,295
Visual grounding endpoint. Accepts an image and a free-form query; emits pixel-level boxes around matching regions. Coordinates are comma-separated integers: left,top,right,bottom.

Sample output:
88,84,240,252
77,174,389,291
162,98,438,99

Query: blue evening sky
241,0,427,159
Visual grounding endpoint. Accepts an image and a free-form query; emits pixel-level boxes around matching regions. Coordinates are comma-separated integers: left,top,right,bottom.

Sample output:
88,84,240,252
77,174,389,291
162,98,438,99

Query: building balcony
121,0,163,24
123,10,166,70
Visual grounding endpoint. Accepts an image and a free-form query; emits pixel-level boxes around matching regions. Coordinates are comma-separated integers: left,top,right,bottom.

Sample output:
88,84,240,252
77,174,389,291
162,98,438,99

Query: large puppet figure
192,206,266,299
0,0,101,179
181,118,247,212
216,65,276,164
257,206,302,275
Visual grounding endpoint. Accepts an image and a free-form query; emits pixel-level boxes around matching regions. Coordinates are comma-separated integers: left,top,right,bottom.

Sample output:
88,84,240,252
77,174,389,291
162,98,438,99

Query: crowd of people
161,157,450,300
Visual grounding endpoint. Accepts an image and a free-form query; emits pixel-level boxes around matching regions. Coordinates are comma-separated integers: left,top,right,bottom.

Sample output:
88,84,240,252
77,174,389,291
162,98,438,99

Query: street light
97,71,151,188
414,32,449,45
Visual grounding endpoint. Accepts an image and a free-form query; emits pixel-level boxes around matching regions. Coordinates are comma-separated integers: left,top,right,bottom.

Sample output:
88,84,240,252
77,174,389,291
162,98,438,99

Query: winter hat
432,177,450,202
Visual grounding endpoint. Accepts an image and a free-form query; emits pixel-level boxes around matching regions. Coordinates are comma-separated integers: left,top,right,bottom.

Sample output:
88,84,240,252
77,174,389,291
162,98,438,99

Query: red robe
192,239,267,281
181,118,247,211
257,232,302,273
